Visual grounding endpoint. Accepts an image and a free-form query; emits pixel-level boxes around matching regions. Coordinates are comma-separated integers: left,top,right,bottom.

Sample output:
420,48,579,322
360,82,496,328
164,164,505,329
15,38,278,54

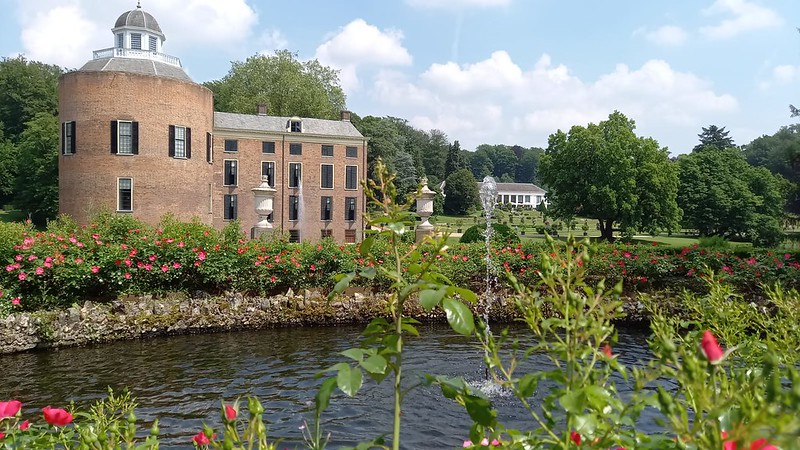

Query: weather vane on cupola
137,1,141,8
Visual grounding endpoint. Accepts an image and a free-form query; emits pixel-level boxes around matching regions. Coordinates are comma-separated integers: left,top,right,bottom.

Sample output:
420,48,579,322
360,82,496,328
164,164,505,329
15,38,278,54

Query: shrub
698,235,730,249
459,223,520,246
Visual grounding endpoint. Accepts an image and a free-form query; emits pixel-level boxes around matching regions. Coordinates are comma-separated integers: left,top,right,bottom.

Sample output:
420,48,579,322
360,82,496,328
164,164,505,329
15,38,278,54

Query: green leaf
359,236,374,258
464,394,496,427
337,364,363,397
518,372,539,397
400,322,419,336
315,377,337,414
329,273,355,300
559,390,587,414
387,221,405,235
341,348,365,361
452,287,478,303
360,355,388,375
419,288,445,312
442,297,475,336
359,266,377,279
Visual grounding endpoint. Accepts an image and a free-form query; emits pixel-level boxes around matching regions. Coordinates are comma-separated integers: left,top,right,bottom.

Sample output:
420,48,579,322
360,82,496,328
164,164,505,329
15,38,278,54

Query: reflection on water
1,324,657,449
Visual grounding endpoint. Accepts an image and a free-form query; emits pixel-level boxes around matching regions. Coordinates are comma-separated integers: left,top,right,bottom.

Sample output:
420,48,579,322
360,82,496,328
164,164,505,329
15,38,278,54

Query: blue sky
1,0,798,154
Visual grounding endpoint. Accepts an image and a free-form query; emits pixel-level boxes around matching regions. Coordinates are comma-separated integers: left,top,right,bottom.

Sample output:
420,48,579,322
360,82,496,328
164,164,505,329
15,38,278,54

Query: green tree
0,132,17,205
540,111,680,241
445,140,466,177
356,116,401,181
13,113,59,224
468,148,494,179
393,150,418,202
493,145,518,180
444,168,479,215
693,124,735,152
0,56,61,141
205,50,346,119
677,148,787,245
516,147,543,184
743,125,800,213
422,129,448,181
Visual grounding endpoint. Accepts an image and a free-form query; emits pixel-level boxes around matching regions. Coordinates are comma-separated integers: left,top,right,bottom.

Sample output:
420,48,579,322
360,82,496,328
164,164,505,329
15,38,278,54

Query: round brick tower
58,2,214,226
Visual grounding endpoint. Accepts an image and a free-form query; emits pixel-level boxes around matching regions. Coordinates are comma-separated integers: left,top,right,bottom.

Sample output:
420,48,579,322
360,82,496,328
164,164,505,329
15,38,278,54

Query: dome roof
114,4,163,35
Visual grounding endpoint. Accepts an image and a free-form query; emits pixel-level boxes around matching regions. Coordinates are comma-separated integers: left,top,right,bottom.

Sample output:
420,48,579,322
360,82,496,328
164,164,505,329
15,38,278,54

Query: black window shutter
168,125,175,157
70,122,76,154
131,121,139,154
110,121,118,154
186,127,192,159
60,122,66,154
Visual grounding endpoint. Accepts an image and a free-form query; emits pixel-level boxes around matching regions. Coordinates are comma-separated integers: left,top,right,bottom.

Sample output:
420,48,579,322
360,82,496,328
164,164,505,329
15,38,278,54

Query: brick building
58,3,366,242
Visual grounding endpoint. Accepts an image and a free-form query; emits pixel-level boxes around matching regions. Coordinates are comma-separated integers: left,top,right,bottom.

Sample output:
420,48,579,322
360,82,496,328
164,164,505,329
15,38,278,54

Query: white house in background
477,182,547,208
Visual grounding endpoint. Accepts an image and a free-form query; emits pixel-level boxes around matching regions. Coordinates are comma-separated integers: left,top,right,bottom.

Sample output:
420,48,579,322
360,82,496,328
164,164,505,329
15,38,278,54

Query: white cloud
700,0,782,40
315,19,412,92
14,0,258,68
406,0,512,9
19,5,103,68
638,25,689,47
759,64,800,90
371,52,737,153
772,64,800,83
258,29,289,54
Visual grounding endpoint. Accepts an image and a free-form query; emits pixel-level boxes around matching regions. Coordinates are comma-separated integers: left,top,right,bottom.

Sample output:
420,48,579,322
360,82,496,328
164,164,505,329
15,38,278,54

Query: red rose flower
570,431,581,445
0,400,21,419
192,431,211,446
42,406,73,426
701,330,724,363
19,420,30,430
224,404,237,421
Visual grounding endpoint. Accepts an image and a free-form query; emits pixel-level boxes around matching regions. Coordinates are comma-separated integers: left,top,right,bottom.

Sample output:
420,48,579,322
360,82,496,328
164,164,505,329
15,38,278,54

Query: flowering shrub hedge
1,213,798,315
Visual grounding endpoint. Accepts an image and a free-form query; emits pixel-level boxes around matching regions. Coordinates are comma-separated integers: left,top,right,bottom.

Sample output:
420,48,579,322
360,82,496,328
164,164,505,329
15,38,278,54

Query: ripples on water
1,324,658,449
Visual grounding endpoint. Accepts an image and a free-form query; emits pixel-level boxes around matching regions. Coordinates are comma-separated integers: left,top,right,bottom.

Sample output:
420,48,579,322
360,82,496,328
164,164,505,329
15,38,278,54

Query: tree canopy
0,56,61,142
677,148,786,246
444,168,479,215
743,124,800,213
205,50,347,119
693,125,735,152
13,113,59,224
539,111,680,241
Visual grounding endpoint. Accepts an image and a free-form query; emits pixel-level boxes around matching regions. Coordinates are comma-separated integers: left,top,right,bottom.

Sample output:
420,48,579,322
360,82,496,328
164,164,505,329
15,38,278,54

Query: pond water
1,324,659,449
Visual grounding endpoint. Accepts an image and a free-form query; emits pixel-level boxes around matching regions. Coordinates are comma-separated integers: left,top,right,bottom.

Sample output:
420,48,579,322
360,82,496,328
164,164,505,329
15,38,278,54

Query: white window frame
149,35,157,52
321,196,333,221
345,165,358,190
320,163,334,189
116,33,124,49
130,33,142,49
288,162,302,188
289,195,300,221
224,194,238,221
117,120,134,155
117,177,133,212
174,125,187,158
223,159,238,187
261,161,276,188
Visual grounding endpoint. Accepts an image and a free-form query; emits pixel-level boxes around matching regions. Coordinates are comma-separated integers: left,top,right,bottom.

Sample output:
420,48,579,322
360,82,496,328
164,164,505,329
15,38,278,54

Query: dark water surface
1,324,657,449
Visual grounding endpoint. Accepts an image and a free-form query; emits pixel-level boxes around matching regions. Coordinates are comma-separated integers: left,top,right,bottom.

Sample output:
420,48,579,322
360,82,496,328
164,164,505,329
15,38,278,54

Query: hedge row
1,214,798,315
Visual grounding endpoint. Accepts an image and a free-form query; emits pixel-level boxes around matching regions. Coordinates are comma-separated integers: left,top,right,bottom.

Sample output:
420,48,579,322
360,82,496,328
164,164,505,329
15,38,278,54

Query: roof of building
78,57,191,81
214,112,364,138
476,182,546,193
114,5,163,36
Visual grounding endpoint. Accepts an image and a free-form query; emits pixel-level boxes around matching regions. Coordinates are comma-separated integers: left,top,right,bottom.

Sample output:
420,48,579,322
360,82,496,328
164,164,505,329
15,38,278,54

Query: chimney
257,104,268,116
340,110,351,122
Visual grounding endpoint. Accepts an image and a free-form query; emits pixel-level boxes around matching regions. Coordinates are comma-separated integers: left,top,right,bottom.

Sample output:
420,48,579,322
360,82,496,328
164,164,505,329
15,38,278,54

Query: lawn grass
0,207,25,223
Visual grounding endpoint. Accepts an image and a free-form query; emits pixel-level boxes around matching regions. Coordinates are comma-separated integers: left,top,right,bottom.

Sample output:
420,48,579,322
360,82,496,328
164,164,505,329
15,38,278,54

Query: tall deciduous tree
677,148,786,246
540,111,680,241
0,132,17,205
0,56,61,141
693,125,735,152
444,168,479,215
13,113,59,224
423,129,448,181
743,124,800,213
205,50,346,119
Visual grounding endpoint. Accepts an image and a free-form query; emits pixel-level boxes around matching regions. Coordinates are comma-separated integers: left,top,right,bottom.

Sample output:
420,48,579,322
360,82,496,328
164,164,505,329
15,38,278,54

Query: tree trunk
598,219,614,241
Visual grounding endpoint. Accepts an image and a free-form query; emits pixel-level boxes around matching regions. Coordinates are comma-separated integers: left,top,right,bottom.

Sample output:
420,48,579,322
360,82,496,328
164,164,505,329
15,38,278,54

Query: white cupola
91,1,181,68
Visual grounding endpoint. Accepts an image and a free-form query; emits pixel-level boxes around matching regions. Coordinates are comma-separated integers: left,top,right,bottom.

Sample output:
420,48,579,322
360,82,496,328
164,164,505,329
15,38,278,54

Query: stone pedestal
252,177,276,238
416,178,436,242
